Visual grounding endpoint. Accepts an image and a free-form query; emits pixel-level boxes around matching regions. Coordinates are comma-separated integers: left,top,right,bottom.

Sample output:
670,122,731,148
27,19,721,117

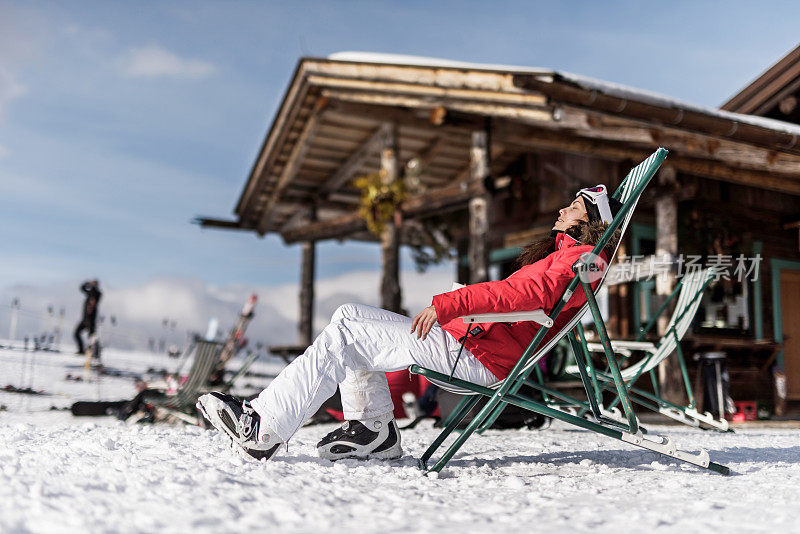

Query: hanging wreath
353,171,408,236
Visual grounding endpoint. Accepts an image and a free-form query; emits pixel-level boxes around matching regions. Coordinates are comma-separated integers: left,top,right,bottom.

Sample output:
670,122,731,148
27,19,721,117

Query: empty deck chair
148,339,224,424
410,148,730,476
585,267,726,429
220,350,262,392
537,268,725,430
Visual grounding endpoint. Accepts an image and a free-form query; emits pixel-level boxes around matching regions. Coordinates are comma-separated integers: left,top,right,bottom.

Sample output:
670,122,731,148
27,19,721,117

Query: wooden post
655,166,684,402
456,239,470,285
468,129,491,284
298,207,316,346
380,123,402,312
608,242,627,337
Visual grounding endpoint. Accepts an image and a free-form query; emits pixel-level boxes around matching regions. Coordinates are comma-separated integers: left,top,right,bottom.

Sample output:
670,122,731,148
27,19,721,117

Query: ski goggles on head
576,185,614,224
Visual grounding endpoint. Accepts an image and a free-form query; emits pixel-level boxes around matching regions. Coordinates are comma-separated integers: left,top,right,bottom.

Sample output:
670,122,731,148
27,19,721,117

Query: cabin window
697,271,752,335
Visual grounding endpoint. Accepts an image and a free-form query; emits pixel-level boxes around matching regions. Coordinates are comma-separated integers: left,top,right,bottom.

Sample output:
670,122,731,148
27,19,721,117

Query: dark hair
515,223,585,268
515,220,621,269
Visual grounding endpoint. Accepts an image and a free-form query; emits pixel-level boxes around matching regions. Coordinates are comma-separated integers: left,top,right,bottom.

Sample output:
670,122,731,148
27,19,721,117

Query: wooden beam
514,74,800,156
302,57,540,94
655,167,678,300
298,207,317,346
402,178,484,215
495,122,800,195
751,76,800,117
320,109,382,130
305,133,360,151
416,135,448,169
325,98,481,133
300,155,341,170
380,123,402,313
320,122,391,194
561,106,800,174
322,88,555,125
194,217,245,230
281,179,485,244
306,74,549,107
272,199,355,212
282,212,365,244
668,157,800,195
468,129,491,284
279,206,312,232
655,168,683,404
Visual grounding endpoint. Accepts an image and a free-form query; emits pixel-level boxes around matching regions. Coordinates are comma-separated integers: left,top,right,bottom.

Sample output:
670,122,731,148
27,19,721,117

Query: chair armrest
586,340,657,355
460,310,553,328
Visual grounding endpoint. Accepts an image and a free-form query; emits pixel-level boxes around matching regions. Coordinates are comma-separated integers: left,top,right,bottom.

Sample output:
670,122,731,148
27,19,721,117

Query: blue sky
1,1,799,327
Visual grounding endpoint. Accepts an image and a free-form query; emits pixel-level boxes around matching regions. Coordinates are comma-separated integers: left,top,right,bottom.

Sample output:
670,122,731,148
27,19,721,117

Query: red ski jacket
432,232,606,380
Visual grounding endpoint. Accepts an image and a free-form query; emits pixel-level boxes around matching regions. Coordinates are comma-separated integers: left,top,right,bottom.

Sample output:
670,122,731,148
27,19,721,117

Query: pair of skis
214,294,257,375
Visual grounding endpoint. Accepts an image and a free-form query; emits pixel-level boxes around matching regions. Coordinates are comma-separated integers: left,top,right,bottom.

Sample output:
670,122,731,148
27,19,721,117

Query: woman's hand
410,305,438,341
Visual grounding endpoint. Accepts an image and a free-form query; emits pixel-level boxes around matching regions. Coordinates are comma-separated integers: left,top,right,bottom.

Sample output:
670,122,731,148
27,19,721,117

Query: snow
555,71,800,138
328,51,551,75
0,345,284,413
2,346,800,534
328,51,800,138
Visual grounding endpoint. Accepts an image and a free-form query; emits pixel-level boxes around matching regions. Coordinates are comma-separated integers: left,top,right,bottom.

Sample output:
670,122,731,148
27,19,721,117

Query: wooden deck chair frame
409,148,730,476
529,268,729,431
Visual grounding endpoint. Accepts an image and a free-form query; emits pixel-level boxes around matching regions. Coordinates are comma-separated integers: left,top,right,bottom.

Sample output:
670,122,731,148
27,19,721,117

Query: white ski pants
250,303,498,442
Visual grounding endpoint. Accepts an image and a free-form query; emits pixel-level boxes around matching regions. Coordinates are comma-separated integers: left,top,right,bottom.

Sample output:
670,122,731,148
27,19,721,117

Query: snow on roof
328,51,800,138
557,71,800,138
327,51,551,75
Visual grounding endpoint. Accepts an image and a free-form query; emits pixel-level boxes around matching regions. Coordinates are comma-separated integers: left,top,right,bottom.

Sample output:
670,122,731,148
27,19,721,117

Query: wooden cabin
199,52,800,415
720,44,800,414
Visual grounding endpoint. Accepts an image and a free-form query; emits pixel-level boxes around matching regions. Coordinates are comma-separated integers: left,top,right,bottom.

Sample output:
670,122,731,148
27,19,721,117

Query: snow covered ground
2,347,799,534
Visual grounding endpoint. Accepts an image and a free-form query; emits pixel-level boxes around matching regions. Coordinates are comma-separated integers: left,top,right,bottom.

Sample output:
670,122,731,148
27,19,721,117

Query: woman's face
553,197,589,232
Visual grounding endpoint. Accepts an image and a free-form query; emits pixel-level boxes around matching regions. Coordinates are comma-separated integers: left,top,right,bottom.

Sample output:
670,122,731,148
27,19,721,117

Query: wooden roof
721,44,800,116
198,54,800,243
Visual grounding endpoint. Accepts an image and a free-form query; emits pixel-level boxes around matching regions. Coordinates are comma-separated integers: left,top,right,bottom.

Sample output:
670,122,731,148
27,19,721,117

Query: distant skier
74,280,102,355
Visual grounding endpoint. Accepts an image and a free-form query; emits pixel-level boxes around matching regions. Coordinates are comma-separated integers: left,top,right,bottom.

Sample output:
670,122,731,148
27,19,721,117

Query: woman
197,185,621,462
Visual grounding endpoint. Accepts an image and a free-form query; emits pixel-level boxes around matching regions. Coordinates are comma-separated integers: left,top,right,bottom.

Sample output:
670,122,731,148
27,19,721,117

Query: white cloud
0,267,456,352
266,266,456,332
0,144,9,159
0,277,294,352
0,66,26,119
120,45,215,79
0,5,43,119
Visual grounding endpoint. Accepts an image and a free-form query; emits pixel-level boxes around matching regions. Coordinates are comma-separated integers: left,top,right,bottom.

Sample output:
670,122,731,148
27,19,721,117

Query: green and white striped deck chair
221,350,262,392
409,148,730,476
547,268,726,430
590,268,723,429
149,339,224,424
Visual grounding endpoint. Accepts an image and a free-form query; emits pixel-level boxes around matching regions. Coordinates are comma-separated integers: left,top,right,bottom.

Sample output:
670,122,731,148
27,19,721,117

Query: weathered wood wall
679,176,800,339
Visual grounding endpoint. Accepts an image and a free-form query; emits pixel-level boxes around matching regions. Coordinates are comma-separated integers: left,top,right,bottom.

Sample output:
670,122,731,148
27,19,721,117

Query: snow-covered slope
0,346,284,413
2,415,798,533
1,348,798,533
